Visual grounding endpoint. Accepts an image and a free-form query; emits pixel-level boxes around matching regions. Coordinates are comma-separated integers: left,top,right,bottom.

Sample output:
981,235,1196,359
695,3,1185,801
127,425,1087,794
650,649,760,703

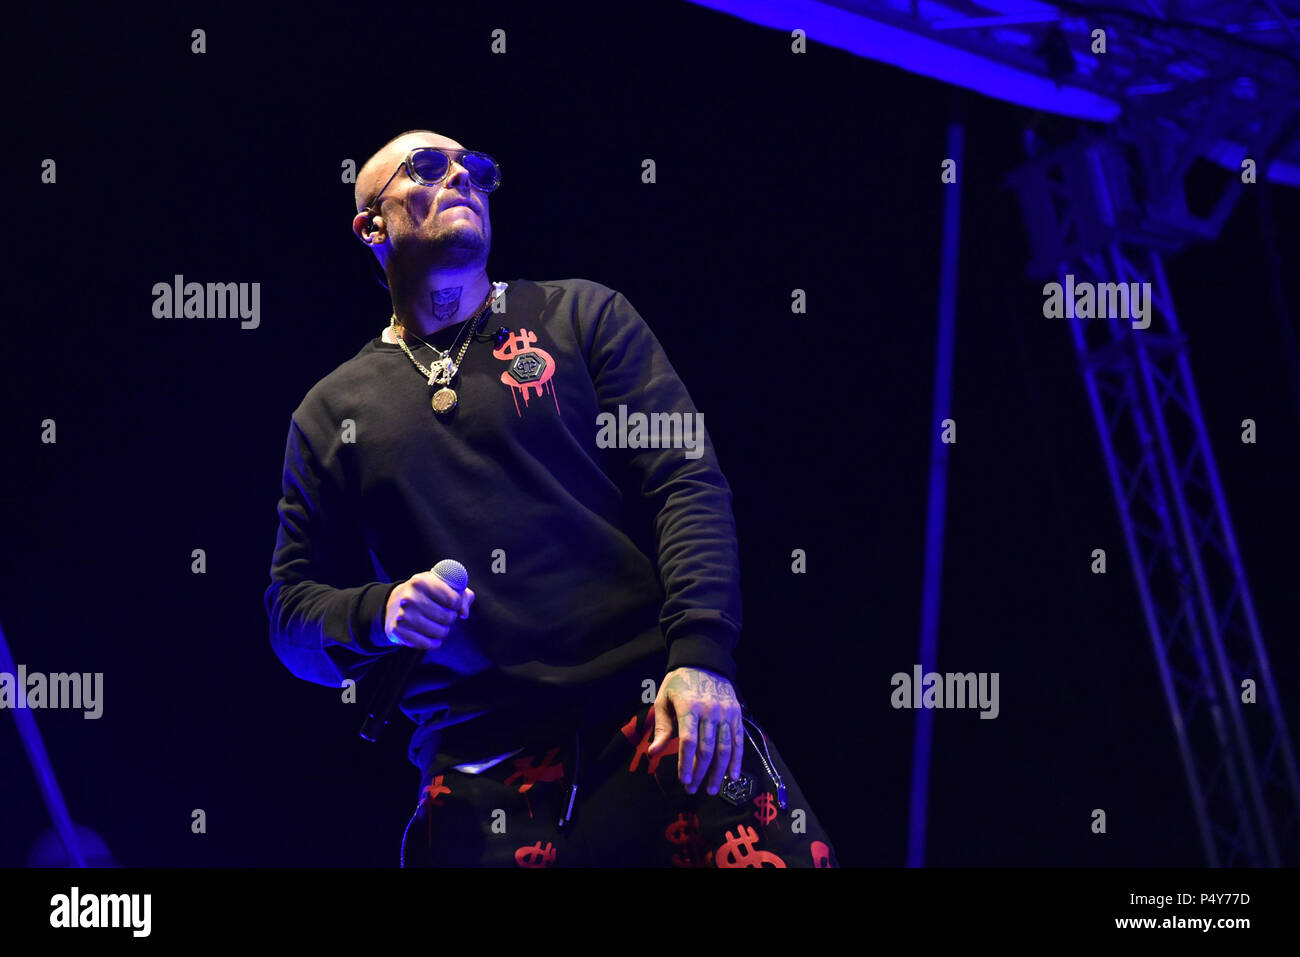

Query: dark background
3,2,1298,867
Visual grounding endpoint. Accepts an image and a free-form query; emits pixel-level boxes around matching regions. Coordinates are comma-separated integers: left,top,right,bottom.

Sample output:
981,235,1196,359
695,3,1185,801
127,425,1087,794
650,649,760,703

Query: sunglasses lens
463,153,500,191
411,150,500,191
410,150,449,182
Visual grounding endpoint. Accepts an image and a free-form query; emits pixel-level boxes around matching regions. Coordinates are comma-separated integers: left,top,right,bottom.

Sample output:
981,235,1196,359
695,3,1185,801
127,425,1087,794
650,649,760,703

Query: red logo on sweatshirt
493,328,559,416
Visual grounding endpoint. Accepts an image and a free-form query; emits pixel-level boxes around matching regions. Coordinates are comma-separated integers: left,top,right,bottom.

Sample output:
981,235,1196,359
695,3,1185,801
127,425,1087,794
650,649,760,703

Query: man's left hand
648,666,744,795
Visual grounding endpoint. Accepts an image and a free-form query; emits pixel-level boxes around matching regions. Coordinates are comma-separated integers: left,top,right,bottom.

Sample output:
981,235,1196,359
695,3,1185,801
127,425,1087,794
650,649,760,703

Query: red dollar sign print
514,841,558,868
493,328,559,415
504,748,565,794
622,709,678,776
664,811,713,868
810,840,832,868
753,791,780,829
421,775,452,807
714,825,786,868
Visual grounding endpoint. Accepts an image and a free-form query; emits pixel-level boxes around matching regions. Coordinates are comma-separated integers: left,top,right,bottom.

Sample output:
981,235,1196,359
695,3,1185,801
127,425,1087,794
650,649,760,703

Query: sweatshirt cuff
665,622,739,683
357,582,402,654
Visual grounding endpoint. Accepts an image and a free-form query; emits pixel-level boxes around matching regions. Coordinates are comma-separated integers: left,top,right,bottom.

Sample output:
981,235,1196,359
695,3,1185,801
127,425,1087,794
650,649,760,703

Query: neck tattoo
431,286,463,324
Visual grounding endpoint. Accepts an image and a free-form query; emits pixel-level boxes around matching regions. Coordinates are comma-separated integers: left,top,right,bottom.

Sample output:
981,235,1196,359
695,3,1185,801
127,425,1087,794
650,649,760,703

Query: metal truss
1010,137,1300,865
691,0,1300,865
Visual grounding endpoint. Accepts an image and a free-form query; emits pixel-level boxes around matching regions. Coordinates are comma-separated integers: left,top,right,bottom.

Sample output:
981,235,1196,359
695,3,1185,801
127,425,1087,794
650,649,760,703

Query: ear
353,210,383,244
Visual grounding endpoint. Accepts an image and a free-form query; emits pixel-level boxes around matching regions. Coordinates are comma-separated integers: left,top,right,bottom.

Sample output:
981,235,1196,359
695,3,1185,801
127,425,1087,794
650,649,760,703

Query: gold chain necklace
390,285,497,414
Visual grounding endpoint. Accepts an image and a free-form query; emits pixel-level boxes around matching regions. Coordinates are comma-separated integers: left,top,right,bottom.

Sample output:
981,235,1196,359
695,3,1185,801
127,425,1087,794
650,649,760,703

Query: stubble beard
418,217,489,271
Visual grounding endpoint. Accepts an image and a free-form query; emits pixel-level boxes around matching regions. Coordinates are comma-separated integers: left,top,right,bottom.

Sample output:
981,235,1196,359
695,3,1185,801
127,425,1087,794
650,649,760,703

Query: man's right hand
383,572,475,650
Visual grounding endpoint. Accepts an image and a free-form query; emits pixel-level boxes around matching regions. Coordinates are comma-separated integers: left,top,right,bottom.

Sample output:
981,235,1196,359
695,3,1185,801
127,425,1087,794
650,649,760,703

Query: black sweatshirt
265,278,743,781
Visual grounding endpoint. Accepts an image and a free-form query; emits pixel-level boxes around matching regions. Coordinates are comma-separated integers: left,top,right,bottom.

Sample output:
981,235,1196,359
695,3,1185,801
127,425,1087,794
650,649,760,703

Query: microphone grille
431,559,469,592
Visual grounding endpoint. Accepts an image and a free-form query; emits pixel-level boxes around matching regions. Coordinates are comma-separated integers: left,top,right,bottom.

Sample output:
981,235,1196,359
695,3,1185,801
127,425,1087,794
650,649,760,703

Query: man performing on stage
265,129,838,867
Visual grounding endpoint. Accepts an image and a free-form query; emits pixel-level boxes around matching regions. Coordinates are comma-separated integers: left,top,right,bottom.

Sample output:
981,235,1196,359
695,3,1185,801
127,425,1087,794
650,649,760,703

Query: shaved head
355,128,466,214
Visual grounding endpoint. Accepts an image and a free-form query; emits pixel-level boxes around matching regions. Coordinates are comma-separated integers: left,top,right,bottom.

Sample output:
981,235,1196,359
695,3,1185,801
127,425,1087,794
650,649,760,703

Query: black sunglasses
364,147,502,213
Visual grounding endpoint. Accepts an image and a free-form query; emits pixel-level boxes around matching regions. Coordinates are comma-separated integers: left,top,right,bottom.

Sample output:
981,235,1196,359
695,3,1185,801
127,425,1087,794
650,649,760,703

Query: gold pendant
431,387,458,414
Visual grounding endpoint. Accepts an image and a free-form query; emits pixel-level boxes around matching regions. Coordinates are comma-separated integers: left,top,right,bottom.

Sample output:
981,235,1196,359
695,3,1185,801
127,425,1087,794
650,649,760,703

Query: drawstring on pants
558,727,580,828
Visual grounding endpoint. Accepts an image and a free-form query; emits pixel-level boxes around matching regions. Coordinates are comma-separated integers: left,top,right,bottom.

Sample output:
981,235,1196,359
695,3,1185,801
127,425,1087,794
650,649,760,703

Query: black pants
401,699,839,867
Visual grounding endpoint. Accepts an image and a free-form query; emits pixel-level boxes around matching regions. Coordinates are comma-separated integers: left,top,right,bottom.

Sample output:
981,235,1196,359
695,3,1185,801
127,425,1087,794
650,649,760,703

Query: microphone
359,559,468,743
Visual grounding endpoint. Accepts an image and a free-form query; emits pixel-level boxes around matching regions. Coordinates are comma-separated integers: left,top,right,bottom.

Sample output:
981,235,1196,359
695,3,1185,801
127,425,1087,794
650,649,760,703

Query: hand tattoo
663,667,734,700
657,666,744,793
